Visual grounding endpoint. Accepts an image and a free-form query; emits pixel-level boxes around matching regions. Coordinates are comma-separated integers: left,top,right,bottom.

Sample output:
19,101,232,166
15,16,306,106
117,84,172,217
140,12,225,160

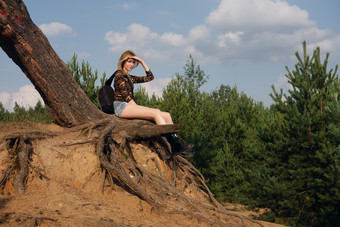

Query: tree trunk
0,2,266,226
0,0,105,127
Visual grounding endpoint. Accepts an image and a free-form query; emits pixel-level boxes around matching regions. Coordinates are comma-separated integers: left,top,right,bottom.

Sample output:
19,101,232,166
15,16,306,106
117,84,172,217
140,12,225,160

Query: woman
113,50,193,157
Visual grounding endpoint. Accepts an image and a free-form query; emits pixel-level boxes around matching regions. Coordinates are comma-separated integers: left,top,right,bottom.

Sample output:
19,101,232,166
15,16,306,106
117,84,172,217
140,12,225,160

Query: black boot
166,134,194,158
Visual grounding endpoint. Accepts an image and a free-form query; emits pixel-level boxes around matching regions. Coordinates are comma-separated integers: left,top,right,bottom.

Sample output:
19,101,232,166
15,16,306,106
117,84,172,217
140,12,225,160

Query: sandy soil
0,123,286,227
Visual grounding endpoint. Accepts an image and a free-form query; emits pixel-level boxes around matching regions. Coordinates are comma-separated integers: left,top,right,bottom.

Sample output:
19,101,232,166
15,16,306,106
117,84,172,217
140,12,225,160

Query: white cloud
39,22,76,37
273,74,292,92
105,31,128,46
76,51,91,60
140,78,172,97
0,92,11,109
206,0,314,32
128,23,159,41
201,0,340,63
189,25,210,41
218,31,244,47
0,85,43,111
105,23,159,53
104,0,340,65
160,33,187,47
105,23,167,60
105,23,206,63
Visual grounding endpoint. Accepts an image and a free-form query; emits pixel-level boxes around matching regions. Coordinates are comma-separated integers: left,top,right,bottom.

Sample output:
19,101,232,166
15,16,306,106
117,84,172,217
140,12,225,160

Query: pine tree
158,57,270,205
270,41,339,226
67,53,106,108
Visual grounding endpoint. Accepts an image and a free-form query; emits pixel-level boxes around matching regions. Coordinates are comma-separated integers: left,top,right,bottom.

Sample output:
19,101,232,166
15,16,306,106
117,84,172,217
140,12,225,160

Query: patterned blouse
113,69,154,102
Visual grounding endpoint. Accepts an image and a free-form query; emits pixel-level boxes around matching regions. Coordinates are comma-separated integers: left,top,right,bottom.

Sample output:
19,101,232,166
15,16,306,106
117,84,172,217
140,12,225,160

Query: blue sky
1,0,340,111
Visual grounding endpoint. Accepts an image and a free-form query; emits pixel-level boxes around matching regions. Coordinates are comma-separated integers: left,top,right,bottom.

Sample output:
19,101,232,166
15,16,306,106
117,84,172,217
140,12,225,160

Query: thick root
93,119,263,227
0,132,55,193
0,120,263,227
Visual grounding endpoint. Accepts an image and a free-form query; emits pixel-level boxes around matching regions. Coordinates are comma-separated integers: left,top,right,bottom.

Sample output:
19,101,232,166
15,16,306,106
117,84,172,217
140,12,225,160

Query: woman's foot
166,134,194,158
174,149,193,158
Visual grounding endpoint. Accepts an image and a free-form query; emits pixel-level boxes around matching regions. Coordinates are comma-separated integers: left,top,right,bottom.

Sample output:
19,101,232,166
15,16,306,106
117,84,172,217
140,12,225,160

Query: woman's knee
152,109,162,118
161,111,173,123
162,111,171,119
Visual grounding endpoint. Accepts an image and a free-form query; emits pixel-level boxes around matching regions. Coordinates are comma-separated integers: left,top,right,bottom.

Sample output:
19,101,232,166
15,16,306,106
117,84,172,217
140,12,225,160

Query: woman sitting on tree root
113,50,193,158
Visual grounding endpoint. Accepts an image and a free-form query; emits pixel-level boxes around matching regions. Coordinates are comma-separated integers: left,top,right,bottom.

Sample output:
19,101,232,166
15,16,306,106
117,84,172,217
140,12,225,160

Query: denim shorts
114,101,128,117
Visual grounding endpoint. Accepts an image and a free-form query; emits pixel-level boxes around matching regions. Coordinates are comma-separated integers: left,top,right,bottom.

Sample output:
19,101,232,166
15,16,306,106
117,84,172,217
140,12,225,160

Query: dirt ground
0,123,286,227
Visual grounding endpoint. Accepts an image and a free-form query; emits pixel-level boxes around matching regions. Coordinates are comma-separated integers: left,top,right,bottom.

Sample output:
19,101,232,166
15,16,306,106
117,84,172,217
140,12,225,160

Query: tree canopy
133,43,339,226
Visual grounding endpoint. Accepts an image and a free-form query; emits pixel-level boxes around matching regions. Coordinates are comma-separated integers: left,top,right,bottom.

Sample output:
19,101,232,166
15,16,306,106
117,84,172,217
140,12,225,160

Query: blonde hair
117,50,139,72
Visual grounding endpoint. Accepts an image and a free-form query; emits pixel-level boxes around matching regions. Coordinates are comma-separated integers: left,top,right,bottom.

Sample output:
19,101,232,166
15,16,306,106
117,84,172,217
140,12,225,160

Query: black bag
98,71,116,114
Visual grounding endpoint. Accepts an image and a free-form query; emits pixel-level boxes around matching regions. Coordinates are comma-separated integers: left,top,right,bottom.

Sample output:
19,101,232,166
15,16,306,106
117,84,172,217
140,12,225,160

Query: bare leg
120,100,173,125
121,101,193,156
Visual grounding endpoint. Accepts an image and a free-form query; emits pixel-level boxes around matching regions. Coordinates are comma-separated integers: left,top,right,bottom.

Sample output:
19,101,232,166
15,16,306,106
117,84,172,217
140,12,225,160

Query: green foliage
0,101,53,123
154,56,271,209
0,102,7,122
67,53,107,108
2,48,338,226
1,54,108,124
134,50,339,226
134,86,161,108
160,55,209,137
268,41,340,226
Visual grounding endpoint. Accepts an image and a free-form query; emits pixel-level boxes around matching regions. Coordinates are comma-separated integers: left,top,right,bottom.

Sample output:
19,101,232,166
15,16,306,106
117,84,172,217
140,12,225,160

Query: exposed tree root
96,119,163,209
57,138,97,147
13,137,31,194
93,119,264,227
0,166,13,187
0,131,55,193
28,163,50,181
30,216,56,227
0,119,264,226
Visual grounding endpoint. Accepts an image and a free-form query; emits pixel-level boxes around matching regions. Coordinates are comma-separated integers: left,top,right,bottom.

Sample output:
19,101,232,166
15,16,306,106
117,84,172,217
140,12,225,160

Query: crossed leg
120,100,173,125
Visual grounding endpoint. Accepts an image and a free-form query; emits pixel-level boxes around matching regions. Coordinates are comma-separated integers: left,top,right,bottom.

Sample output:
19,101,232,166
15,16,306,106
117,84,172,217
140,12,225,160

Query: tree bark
0,0,105,127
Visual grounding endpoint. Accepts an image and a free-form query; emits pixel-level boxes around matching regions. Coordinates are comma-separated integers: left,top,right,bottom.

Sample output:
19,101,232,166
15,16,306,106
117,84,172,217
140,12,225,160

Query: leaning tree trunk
0,1,265,226
0,0,105,127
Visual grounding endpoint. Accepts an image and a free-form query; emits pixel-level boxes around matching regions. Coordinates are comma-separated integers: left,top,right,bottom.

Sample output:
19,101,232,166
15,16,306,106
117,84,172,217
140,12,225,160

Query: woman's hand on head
129,56,149,72
129,56,142,63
